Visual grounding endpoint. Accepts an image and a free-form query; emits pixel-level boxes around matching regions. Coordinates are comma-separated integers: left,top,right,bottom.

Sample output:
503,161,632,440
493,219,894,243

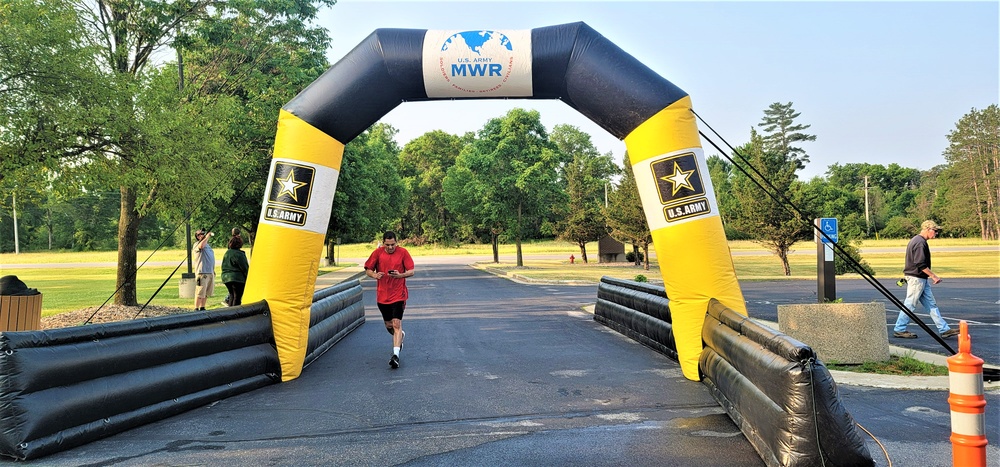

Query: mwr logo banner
633,148,719,230
423,29,532,98
260,159,337,234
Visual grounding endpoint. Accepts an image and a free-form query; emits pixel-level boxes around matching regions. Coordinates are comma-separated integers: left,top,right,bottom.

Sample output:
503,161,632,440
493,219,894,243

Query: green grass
731,250,999,279
476,244,998,282
5,263,358,316
2,248,212,265
10,266,209,316
826,354,950,376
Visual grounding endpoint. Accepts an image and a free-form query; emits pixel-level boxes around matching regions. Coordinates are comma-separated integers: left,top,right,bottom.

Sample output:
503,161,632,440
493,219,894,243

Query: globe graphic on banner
441,30,513,54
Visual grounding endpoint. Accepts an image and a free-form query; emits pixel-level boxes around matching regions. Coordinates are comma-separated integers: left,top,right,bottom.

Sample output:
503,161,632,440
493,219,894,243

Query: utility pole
178,29,194,277
12,191,19,254
177,27,196,299
864,175,870,236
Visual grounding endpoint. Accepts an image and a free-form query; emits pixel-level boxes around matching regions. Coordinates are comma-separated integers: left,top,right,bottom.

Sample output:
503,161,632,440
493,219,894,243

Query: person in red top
364,231,415,369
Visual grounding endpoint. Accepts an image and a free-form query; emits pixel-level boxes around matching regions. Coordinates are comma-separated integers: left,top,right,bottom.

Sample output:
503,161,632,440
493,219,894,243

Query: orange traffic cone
947,321,987,467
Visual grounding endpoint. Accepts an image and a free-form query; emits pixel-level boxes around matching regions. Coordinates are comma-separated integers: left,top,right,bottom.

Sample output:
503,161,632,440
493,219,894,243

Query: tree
706,154,745,239
1,0,108,251
550,125,618,263
931,166,982,237
833,238,875,276
758,102,816,171
442,154,492,248
327,124,407,244
443,108,562,266
177,0,334,241
800,177,866,238
0,0,103,184
604,153,651,270
943,105,999,240
909,165,947,229
2,0,336,305
1,0,235,304
730,128,811,275
798,178,875,276
398,130,465,244
823,162,922,236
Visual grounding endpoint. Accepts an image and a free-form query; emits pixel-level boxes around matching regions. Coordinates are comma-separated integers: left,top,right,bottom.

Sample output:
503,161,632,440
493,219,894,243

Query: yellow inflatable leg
244,110,344,381
624,97,747,381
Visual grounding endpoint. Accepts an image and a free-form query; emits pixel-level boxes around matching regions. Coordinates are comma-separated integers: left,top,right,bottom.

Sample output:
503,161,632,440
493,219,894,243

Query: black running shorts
377,301,405,322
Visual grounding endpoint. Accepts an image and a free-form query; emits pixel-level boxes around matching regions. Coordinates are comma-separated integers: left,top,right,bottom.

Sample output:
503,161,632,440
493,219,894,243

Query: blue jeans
893,276,950,333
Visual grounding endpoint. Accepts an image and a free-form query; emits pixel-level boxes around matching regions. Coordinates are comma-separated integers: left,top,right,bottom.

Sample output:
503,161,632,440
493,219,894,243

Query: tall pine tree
551,124,618,263
604,153,652,269
758,102,816,171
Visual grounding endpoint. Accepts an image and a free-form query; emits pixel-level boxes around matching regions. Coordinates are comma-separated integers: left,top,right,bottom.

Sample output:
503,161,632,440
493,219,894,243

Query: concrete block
777,302,890,364
178,277,195,299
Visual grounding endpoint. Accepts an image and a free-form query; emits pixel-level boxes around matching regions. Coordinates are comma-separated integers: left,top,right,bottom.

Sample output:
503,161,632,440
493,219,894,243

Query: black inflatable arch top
286,22,686,144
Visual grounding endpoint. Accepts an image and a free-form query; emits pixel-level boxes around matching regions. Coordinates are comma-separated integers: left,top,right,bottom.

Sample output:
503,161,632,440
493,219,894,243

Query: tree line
2,0,997,305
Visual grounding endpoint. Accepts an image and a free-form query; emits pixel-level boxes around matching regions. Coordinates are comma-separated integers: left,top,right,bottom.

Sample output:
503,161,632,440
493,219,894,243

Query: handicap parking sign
820,218,838,243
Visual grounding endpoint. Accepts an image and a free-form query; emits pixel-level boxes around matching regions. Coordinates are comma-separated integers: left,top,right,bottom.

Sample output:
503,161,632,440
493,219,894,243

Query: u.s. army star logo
264,162,314,227
650,153,711,222
651,153,703,203
268,162,314,209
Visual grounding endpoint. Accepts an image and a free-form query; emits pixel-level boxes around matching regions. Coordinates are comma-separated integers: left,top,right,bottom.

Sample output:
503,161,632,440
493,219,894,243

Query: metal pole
177,28,194,279
864,175,870,235
816,218,836,303
12,191,19,254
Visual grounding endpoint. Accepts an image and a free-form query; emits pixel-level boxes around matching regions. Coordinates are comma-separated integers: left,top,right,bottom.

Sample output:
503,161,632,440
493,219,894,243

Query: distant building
598,235,626,263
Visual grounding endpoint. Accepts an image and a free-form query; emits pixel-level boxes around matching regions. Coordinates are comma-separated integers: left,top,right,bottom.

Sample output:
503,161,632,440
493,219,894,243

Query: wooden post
0,294,43,331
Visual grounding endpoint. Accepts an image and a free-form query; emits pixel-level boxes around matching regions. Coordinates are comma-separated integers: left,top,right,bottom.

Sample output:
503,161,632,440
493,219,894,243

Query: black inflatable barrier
593,276,676,360
700,299,874,467
304,280,364,368
0,283,365,461
0,304,278,460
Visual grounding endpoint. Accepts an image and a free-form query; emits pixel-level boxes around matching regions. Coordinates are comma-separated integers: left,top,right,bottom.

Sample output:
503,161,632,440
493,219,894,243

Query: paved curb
754,318,1000,391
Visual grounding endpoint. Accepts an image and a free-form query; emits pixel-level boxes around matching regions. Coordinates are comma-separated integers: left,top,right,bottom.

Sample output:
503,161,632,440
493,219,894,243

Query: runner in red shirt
364,231,415,369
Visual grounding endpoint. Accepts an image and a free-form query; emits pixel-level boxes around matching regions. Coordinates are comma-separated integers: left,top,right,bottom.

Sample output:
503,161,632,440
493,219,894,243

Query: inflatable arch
244,22,747,381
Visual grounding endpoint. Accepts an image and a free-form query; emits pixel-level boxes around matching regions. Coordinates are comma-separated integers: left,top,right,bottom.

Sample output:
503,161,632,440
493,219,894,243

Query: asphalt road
2,257,997,466
11,258,761,466
740,277,1000,365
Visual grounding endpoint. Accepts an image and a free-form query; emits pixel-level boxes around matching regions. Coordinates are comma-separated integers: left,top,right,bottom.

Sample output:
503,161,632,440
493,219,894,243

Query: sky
312,1,999,179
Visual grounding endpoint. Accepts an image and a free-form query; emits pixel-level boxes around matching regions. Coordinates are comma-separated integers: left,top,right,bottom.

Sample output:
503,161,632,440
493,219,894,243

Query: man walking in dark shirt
892,220,958,339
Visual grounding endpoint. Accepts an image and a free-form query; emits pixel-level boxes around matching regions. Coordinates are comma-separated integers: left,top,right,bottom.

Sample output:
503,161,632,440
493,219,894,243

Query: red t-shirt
364,246,415,304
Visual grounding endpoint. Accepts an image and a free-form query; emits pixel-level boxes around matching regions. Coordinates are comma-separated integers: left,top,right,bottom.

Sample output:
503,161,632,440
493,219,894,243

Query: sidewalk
314,264,366,290
750,319,1000,391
